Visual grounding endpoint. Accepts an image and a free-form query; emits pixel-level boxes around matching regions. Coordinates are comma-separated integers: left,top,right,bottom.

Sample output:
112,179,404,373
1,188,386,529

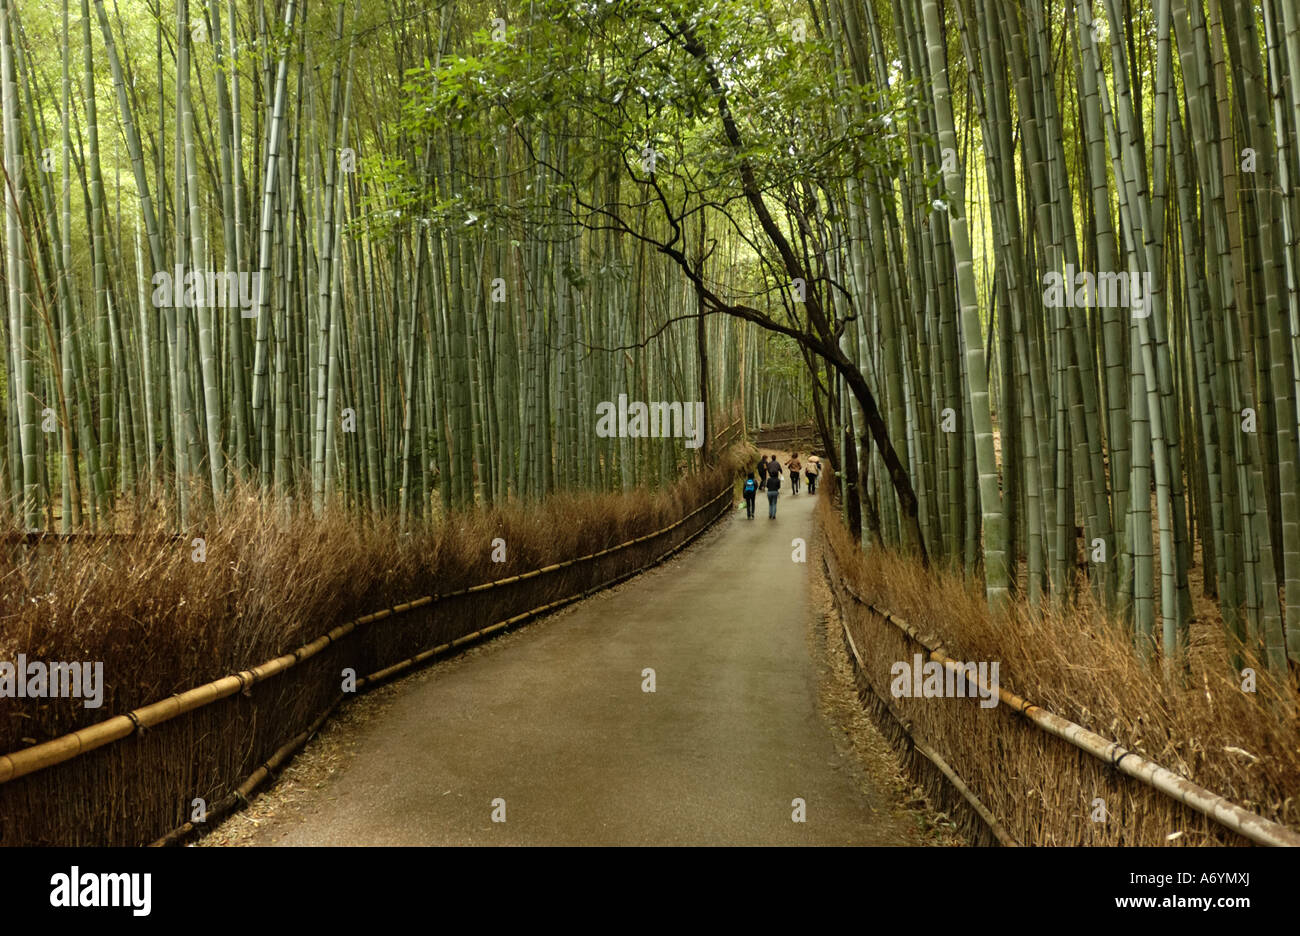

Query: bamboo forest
2,0,1300,862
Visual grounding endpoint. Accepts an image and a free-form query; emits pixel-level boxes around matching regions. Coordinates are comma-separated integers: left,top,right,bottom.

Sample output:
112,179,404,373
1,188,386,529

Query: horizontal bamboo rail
150,694,347,846
1,532,186,544
0,484,736,787
822,546,1300,848
360,487,731,692
754,421,816,438
831,572,1018,847
754,438,819,449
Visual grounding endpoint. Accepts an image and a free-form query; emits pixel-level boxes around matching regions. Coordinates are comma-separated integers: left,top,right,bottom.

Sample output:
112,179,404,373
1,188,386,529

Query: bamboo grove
802,0,1300,676
416,0,1299,679
4,0,1300,679
0,0,765,536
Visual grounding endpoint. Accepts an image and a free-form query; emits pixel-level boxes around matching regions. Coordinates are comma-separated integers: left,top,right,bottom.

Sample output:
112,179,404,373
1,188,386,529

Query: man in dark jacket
765,469,781,518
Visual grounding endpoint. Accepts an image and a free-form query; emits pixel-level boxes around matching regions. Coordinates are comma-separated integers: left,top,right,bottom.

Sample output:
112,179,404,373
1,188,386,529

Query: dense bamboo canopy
4,0,1300,679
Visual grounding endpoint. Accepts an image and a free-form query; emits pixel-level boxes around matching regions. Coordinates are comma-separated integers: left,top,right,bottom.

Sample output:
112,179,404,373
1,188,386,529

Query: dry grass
819,495,1300,843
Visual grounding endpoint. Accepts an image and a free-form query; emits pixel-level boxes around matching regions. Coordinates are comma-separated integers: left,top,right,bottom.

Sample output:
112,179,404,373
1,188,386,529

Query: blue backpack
743,478,757,496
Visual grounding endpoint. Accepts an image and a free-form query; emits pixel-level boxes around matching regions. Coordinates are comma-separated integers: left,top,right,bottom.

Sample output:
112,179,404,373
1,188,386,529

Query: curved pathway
241,478,919,845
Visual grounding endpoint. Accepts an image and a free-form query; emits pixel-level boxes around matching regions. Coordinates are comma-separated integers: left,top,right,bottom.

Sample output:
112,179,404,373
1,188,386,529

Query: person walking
757,454,768,481
742,472,758,519
805,455,820,494
766,454,782,484
765,466,781,518
788,454,802,494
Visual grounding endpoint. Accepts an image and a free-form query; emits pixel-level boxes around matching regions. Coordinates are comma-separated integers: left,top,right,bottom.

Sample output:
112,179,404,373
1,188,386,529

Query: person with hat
805,455,821,494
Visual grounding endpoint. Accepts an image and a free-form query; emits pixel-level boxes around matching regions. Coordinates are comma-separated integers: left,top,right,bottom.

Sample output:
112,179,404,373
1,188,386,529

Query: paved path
247,482,915,845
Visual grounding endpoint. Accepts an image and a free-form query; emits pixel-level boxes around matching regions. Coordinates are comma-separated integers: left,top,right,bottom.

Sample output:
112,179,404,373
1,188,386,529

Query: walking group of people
742,452,820,519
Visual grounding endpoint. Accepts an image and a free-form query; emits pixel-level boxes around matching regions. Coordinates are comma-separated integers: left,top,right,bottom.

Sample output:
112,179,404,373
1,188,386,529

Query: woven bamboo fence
0,479,737,846
821,530,1300,847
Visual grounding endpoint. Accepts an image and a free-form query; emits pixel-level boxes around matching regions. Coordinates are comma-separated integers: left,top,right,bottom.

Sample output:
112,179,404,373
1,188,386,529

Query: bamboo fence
0,477,738,845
